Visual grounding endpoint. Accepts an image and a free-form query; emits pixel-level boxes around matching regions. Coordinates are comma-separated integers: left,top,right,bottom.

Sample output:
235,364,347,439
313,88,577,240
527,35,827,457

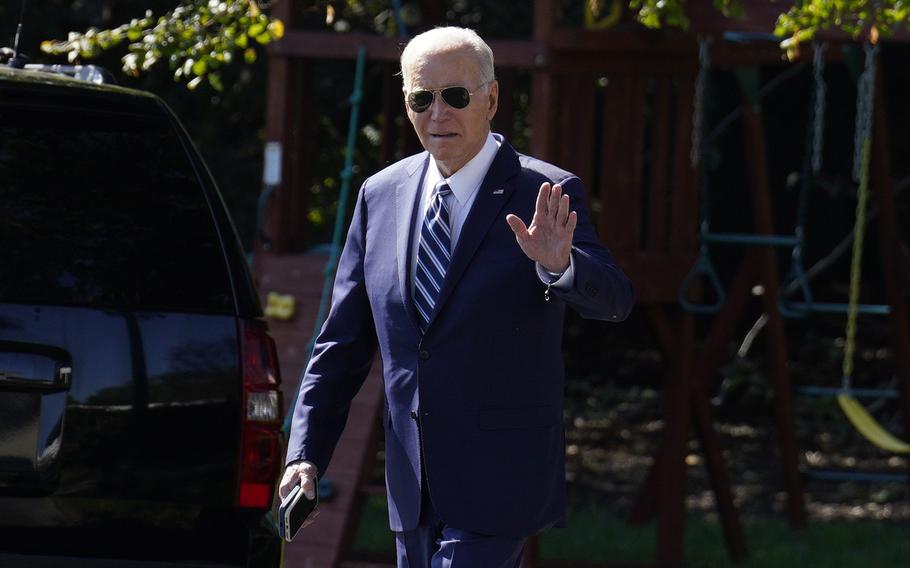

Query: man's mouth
430,133,457,139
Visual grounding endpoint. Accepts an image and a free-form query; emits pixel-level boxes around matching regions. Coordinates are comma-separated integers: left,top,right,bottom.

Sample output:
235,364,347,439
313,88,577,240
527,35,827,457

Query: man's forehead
406,47,481,87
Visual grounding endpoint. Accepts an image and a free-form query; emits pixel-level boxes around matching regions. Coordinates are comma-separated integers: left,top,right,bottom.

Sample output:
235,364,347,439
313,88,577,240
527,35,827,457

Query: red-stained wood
870,70,910,480
272,31,545,69
631,255,757,531
555,72,597,196
600,75,640,255
899,242,910,288
656,307,693,566
628,306,678,526
668,74,699,264
740,103,806,528
646,77,672,253
492,68,516,143
529,0,560,162
262,28,295,251
530,71,557,161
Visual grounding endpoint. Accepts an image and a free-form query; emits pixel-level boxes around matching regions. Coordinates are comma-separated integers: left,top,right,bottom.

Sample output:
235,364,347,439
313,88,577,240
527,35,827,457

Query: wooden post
656,307,694,566
870,70,910,475
262,0,298,253
632,253,753,562
740,104,807,528
523,3,560,565
529,0,558,161
289,58,314,251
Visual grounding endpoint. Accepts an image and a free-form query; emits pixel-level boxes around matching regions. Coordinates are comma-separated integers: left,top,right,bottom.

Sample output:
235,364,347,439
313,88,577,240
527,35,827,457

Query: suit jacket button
409,410,418,420
418,349,430,360
585,283,599,296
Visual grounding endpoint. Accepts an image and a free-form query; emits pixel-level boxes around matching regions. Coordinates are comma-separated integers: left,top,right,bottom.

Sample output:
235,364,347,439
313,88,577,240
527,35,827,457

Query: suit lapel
396,153,429,330
425,143,521,331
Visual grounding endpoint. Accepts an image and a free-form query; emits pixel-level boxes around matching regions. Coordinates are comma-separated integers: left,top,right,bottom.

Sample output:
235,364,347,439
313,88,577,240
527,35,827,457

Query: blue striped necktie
414,181,453,332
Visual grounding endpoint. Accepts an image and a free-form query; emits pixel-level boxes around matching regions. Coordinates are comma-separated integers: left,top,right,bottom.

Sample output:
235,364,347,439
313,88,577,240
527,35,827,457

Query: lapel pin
493,189,505,195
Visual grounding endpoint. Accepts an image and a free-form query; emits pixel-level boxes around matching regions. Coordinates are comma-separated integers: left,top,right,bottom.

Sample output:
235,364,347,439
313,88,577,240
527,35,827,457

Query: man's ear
486,80,499,121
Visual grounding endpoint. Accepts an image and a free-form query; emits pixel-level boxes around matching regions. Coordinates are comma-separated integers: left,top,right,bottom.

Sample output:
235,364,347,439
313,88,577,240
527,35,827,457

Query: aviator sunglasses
406,81,491,113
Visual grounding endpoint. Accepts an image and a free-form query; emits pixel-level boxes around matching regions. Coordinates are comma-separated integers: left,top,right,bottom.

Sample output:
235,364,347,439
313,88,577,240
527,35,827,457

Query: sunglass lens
408,91,433,112
441,86,471,109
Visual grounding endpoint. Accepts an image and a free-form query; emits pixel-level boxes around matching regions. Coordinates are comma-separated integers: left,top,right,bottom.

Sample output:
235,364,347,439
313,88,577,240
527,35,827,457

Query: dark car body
0,65,283,567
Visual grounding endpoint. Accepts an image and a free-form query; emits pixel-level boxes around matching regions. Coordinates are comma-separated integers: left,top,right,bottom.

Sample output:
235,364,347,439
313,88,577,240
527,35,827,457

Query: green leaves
626,0,743,30
776,1,910,60
617,1,910,59
38,0,910,90
40,1,285,92
628,0,694,29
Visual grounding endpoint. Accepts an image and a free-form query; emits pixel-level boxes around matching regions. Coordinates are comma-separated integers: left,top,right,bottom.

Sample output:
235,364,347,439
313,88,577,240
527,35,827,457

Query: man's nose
429,95,450,120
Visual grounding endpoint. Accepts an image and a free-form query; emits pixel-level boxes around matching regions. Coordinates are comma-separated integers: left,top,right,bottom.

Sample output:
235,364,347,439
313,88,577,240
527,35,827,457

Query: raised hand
505,182,577,273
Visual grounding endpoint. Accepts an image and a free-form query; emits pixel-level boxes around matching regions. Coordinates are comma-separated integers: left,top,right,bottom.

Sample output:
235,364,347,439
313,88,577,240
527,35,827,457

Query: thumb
505,214,528,242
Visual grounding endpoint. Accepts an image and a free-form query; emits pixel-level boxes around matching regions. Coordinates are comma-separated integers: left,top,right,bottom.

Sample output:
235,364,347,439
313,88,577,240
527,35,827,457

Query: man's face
404,46,498,177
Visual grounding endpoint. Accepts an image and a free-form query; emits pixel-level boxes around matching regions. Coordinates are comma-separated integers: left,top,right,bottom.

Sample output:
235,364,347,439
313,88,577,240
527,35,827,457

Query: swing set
680,36,910,471
256,1,910,564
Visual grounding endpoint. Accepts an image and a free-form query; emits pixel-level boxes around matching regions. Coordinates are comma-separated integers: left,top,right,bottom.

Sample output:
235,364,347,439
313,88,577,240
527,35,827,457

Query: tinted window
0,98,234,313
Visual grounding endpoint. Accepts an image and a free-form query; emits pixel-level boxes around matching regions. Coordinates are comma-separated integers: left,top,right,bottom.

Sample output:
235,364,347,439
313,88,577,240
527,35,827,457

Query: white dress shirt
410,132,575,294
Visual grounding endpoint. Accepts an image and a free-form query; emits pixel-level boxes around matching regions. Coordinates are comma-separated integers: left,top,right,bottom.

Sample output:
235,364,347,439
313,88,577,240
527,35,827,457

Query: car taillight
237,319,283,509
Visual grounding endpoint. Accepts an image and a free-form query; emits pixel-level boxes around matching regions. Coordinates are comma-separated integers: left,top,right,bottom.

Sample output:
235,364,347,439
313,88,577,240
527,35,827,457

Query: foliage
628,0,743,30
776,1,910,60
39,0,284,91
626,0,910,58
36,0,910,91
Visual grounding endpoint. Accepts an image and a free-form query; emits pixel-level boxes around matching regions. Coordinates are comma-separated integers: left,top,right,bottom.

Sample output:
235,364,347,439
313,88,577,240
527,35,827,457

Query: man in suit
280,26,634,567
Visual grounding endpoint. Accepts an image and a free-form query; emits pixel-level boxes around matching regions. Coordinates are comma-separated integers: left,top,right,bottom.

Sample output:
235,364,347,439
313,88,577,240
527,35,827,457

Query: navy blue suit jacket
286,138,634,538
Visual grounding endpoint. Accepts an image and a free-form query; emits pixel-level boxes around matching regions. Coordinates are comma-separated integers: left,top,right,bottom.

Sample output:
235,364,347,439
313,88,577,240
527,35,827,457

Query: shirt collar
429,132,501,205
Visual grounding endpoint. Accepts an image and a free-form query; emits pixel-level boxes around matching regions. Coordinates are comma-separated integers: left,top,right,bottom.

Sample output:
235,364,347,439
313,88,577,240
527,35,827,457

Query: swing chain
811,41,827,175
852,42,878,182
842,43,878,391
691,36,711,168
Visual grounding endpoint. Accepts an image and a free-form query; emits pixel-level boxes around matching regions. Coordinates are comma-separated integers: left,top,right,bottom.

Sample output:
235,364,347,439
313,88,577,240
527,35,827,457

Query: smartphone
278,483,319,542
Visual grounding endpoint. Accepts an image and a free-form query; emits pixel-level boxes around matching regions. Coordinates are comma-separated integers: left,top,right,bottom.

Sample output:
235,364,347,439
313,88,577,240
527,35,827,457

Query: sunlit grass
352,496,910,567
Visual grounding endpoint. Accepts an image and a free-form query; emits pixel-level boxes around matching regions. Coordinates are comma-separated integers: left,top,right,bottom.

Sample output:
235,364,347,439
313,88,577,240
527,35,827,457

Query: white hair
400,26,495,91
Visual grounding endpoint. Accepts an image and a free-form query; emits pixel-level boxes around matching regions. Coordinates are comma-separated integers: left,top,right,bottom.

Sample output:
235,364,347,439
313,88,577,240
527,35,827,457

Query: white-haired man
281,26,634,567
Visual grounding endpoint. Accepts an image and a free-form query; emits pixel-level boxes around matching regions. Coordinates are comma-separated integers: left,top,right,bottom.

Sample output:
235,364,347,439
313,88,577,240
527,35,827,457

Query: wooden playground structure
253,1,910,566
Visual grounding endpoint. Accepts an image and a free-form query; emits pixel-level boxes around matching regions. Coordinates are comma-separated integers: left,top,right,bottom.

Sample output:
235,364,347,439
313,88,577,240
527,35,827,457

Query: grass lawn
352,496,910,567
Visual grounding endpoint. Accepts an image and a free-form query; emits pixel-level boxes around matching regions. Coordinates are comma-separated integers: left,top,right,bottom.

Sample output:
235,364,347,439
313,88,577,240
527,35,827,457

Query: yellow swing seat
837,393,910,454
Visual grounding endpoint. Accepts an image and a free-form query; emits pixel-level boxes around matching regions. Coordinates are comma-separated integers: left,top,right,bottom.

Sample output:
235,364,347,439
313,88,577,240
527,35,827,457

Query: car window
0,100,234,313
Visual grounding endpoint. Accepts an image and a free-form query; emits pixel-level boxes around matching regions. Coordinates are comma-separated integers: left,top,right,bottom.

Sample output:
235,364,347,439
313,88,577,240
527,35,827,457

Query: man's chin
426,136,460,151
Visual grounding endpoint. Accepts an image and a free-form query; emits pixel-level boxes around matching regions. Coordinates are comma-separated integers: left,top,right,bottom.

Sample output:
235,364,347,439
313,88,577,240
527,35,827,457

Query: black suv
0,64,283,567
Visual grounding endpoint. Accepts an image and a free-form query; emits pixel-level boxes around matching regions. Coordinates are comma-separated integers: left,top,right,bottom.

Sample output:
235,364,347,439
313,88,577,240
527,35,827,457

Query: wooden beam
549,28,848,69
270,31,545,68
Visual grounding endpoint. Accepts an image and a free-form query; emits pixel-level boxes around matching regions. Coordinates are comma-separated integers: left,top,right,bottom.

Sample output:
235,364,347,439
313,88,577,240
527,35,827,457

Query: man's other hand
279,460,318,500
506,182,576,273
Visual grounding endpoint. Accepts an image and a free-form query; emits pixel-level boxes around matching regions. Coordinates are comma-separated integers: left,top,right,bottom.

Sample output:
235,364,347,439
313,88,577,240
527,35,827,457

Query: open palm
506,182,576,273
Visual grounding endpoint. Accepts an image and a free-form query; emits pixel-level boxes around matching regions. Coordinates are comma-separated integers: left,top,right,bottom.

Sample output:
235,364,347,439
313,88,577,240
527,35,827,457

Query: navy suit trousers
395,485,526,568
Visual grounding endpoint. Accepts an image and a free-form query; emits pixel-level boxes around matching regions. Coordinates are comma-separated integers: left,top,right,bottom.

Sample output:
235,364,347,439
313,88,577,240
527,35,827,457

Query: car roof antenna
8,0,29,68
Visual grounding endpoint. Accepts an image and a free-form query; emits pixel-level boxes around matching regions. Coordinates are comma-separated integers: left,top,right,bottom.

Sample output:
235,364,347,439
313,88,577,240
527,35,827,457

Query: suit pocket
476,405,559,431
